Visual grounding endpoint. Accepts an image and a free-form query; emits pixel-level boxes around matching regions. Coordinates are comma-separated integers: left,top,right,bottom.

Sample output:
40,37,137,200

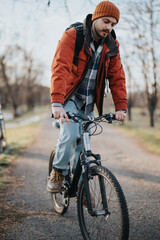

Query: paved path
4,116,160,240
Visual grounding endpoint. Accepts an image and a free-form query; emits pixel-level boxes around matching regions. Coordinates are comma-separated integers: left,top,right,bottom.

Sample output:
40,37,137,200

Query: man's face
92,16,117,40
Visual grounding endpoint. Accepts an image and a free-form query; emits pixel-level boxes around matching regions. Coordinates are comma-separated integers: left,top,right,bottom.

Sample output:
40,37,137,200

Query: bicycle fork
82,131,110,217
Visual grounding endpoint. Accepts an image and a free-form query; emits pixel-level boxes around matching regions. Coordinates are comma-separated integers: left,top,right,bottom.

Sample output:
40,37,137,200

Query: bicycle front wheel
48,149,69,215
77,166,129,240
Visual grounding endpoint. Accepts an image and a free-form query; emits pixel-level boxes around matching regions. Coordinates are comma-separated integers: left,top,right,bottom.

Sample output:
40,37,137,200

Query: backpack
66,22,117,65
65,22,84,65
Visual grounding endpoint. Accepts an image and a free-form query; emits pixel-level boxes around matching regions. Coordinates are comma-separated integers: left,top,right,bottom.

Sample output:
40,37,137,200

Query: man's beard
94,25,109,39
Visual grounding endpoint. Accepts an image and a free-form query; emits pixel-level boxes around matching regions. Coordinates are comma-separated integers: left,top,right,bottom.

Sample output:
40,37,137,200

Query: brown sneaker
47,169,64,193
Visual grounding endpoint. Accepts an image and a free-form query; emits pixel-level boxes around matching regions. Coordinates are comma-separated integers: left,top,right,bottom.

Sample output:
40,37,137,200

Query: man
47,1,127,193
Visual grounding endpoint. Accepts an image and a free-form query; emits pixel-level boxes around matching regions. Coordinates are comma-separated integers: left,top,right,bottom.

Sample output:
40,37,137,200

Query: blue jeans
53,100,94,175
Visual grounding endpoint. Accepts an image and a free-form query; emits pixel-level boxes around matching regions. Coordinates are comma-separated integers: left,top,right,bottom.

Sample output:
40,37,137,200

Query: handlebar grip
112,114,116,120
104,113,115,120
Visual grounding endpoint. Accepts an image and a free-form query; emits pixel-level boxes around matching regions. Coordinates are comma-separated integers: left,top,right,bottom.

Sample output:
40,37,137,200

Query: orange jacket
50,15,127,115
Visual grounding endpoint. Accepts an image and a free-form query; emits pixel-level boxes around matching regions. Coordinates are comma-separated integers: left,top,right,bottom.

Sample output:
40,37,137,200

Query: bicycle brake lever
72,119,79,123
66,112,80,123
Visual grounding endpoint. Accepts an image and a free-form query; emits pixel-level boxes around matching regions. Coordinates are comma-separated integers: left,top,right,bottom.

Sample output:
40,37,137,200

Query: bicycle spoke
105,221,121,238
90,178,99,201
107,185,114,204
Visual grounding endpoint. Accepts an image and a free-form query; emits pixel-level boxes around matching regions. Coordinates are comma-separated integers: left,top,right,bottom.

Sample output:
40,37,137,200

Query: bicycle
49,112,129,240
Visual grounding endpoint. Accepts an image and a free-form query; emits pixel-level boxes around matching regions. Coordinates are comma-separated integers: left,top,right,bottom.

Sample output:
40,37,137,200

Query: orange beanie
92,1,120,23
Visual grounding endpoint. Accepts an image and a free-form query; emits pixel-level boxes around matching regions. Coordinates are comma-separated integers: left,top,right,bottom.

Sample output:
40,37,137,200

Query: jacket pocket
71,64,79,77
71,50,88,76
67,70,79,86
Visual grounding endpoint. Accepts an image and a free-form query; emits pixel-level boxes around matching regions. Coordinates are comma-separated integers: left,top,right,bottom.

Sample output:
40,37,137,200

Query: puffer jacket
50,14,127,115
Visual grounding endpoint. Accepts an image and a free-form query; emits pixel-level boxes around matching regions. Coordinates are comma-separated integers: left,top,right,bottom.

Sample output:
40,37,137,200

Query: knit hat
92,1,120,23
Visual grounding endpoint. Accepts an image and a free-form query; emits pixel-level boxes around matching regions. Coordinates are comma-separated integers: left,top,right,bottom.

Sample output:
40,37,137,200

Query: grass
0,105,50,192
0,122,39,191
119,107,160,155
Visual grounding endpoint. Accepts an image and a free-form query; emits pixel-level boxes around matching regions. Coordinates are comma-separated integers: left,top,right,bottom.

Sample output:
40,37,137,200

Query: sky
0,0,130,87
1,0,158,91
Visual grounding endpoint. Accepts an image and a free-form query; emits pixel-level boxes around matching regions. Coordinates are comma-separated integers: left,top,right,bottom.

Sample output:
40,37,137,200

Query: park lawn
0,122,40,191
120,108,160,155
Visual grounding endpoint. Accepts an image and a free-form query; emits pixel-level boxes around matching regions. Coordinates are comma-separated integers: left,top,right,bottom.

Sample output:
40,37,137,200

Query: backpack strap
66,22,84,65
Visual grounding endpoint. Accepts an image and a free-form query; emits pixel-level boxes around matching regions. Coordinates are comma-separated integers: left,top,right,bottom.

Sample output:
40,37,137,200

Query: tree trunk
127,107,132,121
147,94,157,127
127,96,132,121
149,109,154,127
13,103,19,118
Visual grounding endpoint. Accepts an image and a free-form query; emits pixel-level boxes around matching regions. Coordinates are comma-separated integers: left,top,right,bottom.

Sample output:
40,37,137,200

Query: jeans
53,100,94,175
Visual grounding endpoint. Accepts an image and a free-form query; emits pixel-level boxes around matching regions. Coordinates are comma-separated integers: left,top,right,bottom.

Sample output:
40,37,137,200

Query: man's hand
52,106,69,125
115,111,126,122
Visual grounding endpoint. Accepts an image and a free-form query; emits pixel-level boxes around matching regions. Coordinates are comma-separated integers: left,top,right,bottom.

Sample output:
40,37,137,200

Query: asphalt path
4,115,160,240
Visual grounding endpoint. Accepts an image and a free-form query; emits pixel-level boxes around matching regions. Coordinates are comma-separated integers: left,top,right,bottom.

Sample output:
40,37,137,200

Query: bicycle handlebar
66,112,115,123
52,112,115,121
51,112,116,124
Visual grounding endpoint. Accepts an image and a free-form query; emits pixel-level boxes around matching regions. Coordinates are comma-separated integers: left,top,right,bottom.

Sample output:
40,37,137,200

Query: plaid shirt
71,40,104,115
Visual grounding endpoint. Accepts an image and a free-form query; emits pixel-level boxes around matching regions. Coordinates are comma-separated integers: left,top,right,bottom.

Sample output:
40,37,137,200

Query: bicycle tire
48,149,69,215
77,165,129,240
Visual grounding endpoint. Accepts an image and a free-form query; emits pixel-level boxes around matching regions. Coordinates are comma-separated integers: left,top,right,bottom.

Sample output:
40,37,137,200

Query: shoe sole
47,186,60,194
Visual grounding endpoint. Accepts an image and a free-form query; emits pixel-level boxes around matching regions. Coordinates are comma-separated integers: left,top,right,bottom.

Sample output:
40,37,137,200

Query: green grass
0,122,39,191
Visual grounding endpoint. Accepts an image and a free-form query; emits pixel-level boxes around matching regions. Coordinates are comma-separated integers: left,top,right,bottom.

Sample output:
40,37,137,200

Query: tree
0,45,24,117
121,45,139,121
23,50,43,111
126,0,160,127
0,45,43,117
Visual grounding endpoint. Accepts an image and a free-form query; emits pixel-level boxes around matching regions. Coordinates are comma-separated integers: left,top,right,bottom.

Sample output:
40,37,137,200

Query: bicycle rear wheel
48,149,69,215
77,165,129,240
